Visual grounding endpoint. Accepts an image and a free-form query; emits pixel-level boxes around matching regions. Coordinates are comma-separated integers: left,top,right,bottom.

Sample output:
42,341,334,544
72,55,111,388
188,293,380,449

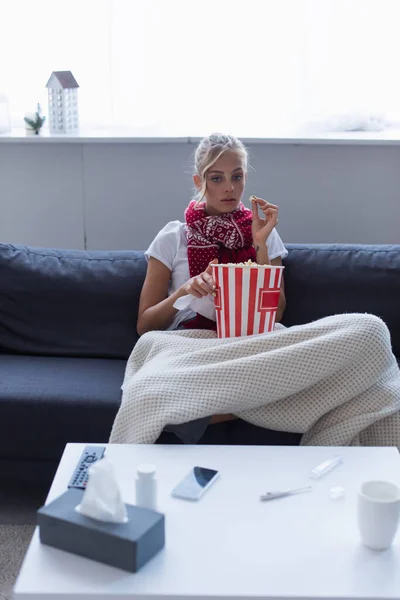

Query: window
2,0,400,136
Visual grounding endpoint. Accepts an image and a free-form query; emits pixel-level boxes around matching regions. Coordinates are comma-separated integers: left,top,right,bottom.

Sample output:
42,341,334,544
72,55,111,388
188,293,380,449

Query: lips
221,198,236,202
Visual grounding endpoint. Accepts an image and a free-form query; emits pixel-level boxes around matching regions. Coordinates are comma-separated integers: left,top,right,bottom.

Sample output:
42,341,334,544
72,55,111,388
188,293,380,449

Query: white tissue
75,457,128,523
173,294,216,321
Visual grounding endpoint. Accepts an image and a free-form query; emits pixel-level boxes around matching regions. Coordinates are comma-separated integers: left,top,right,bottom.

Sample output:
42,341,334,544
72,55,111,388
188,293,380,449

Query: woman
137,133,303,445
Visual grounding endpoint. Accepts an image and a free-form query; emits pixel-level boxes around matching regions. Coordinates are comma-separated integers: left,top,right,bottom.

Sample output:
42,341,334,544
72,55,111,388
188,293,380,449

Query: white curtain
1,0,400,135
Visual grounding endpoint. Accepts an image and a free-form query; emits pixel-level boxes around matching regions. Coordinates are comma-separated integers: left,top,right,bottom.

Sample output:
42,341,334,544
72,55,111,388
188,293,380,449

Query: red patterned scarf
185,199,256,276
183,199,256,329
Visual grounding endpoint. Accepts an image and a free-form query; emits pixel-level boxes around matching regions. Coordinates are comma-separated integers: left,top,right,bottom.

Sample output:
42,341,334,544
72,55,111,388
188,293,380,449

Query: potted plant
24,104,46,135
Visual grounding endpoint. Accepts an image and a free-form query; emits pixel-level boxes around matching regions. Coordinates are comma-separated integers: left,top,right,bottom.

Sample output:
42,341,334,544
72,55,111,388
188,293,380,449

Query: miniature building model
46,71,79,134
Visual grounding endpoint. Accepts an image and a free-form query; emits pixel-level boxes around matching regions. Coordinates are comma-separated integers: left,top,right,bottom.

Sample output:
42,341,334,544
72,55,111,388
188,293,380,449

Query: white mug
358,480,400,551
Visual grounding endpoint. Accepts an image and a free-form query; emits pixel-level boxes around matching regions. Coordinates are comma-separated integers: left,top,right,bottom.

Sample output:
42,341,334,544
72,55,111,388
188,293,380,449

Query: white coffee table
14,443,400,600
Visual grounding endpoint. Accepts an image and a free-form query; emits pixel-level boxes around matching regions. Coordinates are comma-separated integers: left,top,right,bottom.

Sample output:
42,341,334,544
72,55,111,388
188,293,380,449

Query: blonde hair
194,133,248,203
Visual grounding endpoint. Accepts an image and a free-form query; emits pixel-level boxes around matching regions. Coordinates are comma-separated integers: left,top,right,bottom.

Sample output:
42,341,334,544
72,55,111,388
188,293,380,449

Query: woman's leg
198,420,302,446
155,431,183,444
113,313,400,446
156,420,301,446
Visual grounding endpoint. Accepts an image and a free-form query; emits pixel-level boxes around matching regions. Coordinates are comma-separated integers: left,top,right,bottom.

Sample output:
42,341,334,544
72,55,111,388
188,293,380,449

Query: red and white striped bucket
211,264,284,338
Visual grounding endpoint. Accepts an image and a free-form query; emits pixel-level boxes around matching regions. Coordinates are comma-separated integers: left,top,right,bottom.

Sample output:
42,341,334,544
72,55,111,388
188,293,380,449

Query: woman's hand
181,259,218,298
251,196,279,246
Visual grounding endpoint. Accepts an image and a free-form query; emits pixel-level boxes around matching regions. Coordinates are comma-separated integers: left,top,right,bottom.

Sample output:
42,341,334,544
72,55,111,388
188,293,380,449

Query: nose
225,180,234,193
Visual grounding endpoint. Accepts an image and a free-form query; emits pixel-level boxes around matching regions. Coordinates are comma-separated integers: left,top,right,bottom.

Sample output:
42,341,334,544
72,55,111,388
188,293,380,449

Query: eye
211,176,222,183
233,174,243,181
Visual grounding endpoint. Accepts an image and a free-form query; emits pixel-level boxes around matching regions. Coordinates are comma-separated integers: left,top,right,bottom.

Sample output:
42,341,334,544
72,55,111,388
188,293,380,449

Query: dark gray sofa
0,242,399,485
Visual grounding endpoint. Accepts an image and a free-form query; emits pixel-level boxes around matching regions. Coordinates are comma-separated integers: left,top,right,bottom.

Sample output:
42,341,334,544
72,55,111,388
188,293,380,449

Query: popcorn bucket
211,264,284,338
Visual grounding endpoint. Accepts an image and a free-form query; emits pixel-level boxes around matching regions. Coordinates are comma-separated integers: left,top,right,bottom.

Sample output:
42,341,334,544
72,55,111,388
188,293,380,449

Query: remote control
68,445,106,490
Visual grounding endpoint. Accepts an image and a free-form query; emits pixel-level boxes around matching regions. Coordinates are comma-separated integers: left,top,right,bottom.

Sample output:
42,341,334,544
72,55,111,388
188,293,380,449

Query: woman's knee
355,313,392,354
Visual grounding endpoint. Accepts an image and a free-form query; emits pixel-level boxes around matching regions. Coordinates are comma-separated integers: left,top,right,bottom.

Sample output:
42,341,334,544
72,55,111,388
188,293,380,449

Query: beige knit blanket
109,313,400,446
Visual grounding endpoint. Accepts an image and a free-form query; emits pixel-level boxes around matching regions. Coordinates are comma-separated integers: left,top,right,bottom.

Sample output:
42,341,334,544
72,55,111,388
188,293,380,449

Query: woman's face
194,151,246,216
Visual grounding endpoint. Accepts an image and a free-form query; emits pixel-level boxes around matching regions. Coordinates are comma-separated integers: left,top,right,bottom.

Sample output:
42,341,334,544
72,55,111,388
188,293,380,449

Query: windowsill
0,128,189,144
2,127,400,145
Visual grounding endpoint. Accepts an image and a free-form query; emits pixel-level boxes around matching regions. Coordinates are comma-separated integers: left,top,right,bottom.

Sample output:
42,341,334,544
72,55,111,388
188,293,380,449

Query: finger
186,284,202,298
251,199,259,219
205,260,217,291
194,277,213,296
252,196,267,206
261,207,278,220
191,284,207,297
254,197,278,210
205,258,218,275
202,272,216,290
199,275,216,295
261,212,279,229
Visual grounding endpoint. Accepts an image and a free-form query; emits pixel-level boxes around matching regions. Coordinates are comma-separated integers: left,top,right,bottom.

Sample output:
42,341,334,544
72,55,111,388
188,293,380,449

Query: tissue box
37,488,165,572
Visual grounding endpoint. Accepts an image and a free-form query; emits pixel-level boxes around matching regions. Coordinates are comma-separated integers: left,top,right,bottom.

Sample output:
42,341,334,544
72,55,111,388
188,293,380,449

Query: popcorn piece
224,260,264,267
329,486,345,500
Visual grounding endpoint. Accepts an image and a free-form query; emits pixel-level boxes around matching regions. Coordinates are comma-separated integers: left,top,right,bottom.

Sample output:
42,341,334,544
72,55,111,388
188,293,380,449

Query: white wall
0,144,85,248
1,141,399,250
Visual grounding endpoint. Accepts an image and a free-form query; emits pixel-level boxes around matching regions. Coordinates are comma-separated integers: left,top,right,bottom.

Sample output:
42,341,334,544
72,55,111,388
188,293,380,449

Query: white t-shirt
145,220,289,330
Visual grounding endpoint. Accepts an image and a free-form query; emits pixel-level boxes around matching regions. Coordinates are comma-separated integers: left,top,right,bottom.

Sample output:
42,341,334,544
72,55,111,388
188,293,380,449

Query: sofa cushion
282,244,400,357
0,243,147,358
0,355,125,462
